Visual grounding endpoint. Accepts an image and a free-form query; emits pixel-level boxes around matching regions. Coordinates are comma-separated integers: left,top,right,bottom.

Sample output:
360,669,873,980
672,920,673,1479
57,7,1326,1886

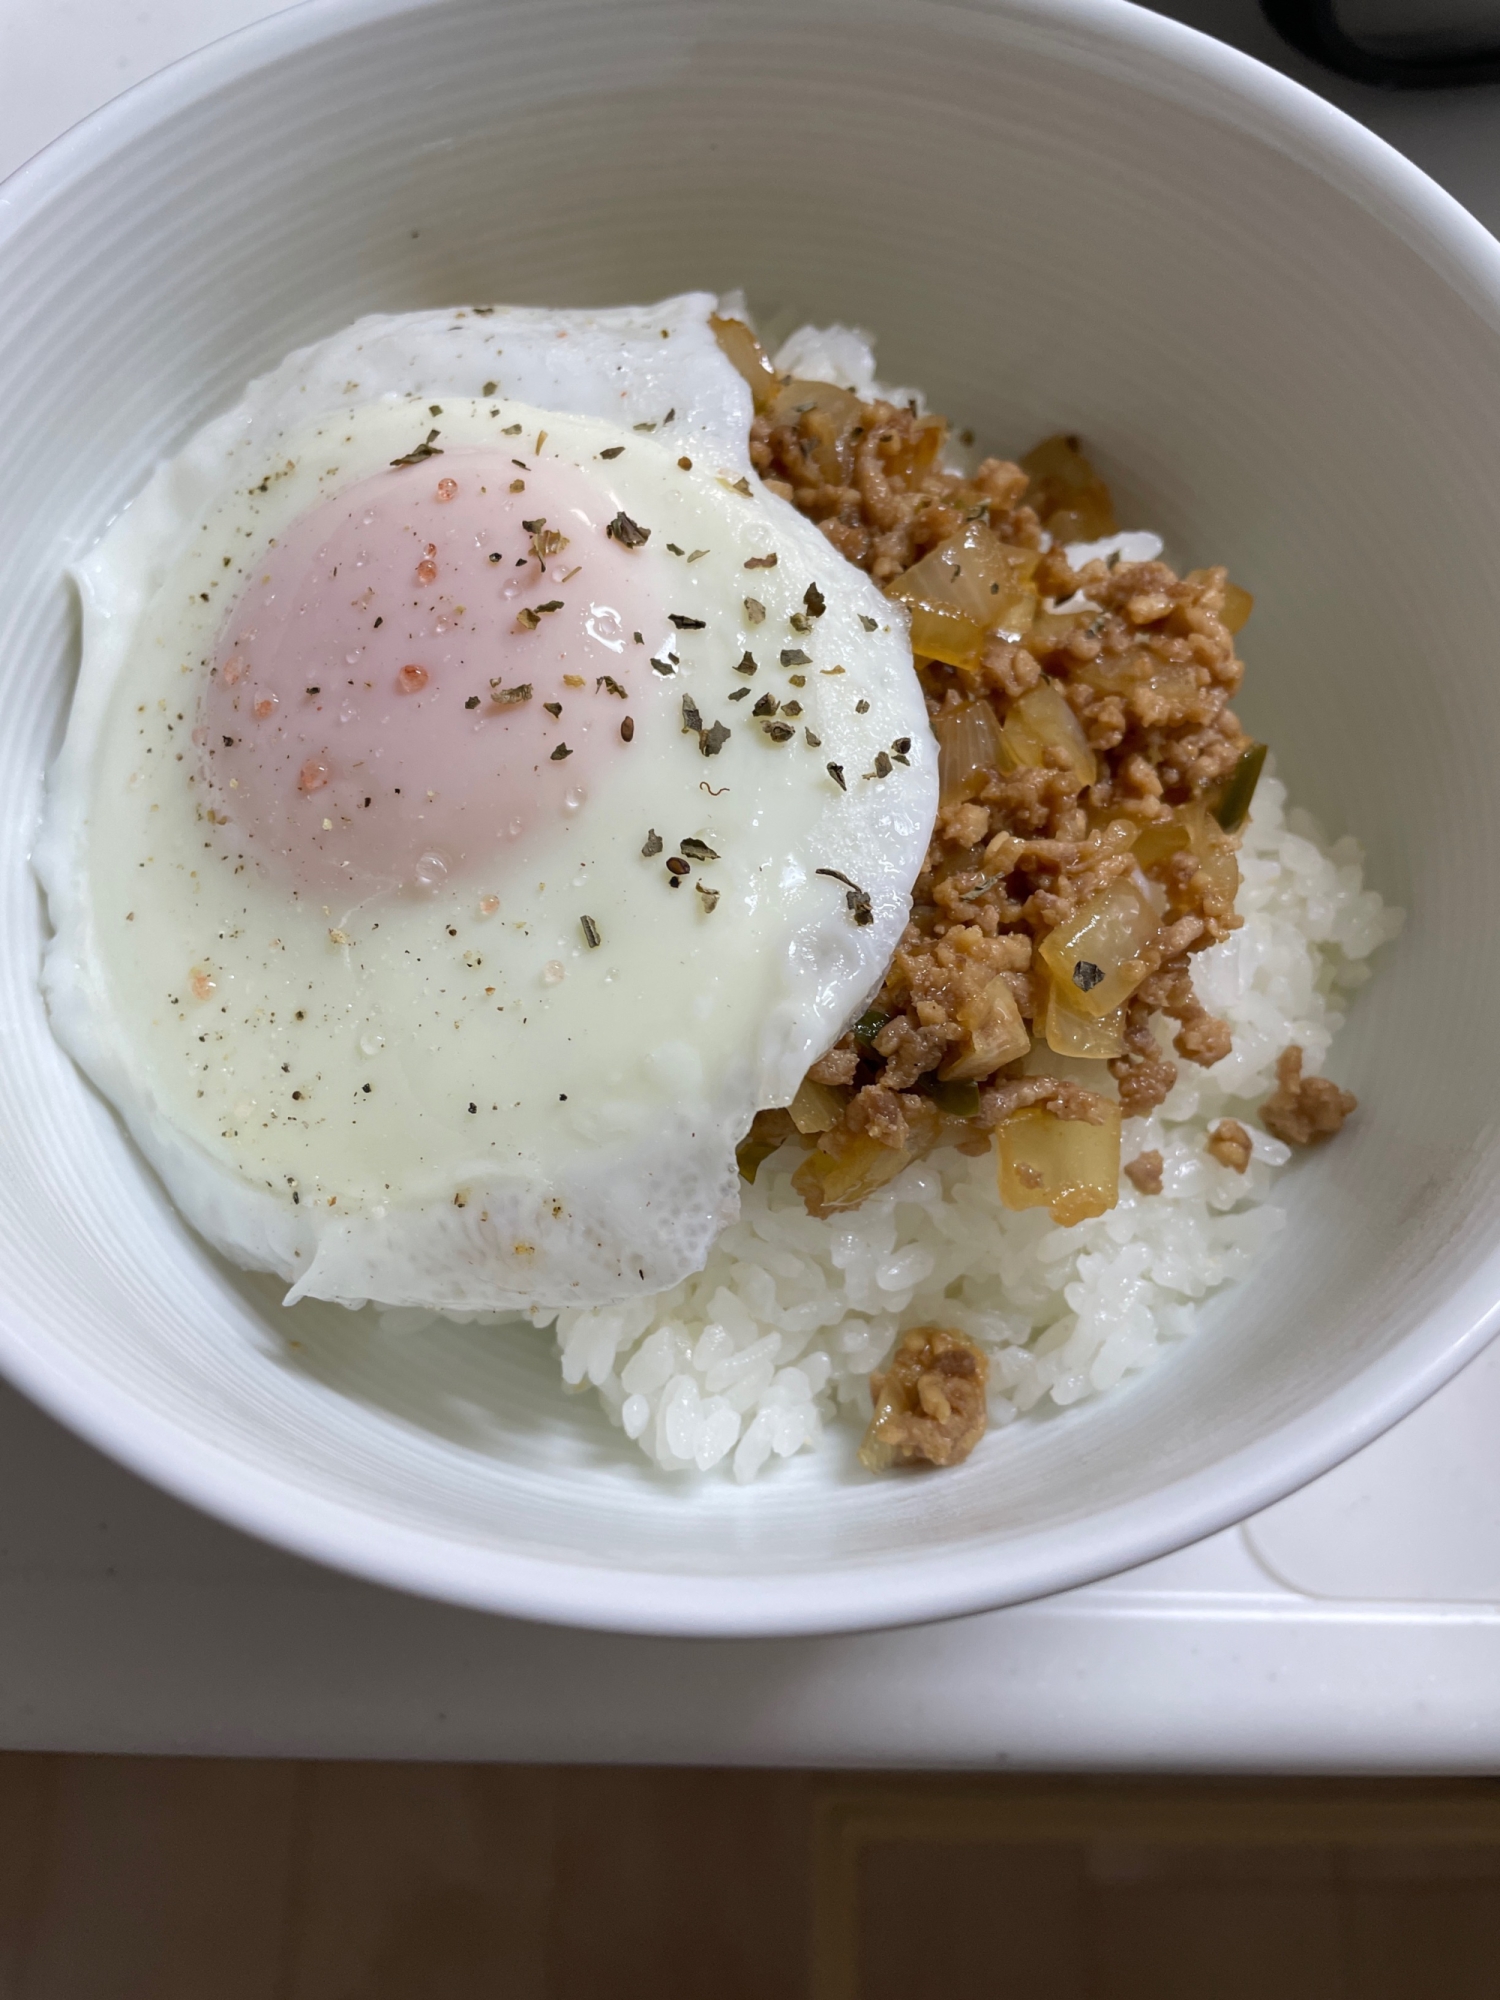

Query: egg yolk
198,450,670,899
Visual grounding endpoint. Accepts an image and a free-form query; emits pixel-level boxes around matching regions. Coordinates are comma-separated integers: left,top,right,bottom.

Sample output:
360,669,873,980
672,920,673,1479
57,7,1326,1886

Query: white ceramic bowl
1,0,1497,1637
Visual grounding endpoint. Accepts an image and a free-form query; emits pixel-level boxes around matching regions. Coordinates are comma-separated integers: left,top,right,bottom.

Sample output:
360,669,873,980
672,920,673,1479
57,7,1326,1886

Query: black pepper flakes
733,651,758,675
681,695,704,734
516,600,563,630
827,763,847,790
491,681,533,706
780,649,810,667
390,428,442,466
728,688,751,702
668,613,706,630
744,553,778,570
859,614,879,632
744,599,766,626
762,721,795,744
550,743,572,761
855,699,870,714
805,729,822,748
482,380,498,396
599,445,625,459
596,675,627,697
870,750,893,778
606,511,650,549
642,829,664,856
696,882,720,914
680,837,720,861
581,915,601,949
816,866,873,926
804,582,826,618
752,692,779,717
700,720,731,757
650,656,676,676
464,695,480,709
543,701,563,717
1073,959,1106,993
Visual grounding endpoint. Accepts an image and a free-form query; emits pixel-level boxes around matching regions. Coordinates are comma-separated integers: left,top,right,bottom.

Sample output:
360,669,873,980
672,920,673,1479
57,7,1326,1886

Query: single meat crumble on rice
417,313,1400,1484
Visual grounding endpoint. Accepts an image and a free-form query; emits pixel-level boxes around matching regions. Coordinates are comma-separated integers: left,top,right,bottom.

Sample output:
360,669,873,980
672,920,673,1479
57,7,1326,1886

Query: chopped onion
1043,974,1126,1059
998,682,1097,787
1025,606,1092,655
885,522,1039,668
1077,650,1197,715
1037,875,1158,1018
997,1100,1121,1226
1189,804,1240,906
789,1075,847,1135
735,1127,782,1183
1131,813,1193,873
939,974,1030,1082
793,1135,909,1216
879,412,949,485
1132,802,1240,914
709,315,779,413
1221,581,1253,633
933,699,1005,806
764,378,864,483
1020,434,1118,542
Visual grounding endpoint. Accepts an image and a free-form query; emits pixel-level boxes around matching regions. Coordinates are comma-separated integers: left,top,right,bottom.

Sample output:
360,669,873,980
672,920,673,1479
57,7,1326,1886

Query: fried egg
37,295,936,1311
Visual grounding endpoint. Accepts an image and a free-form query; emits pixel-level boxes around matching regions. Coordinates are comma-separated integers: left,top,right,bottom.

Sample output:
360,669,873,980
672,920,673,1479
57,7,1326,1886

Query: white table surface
6,0,1500,1768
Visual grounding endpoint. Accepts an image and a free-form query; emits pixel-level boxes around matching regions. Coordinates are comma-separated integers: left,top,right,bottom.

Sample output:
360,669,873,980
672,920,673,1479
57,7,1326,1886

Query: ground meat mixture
859,1325,990,1471
1260,1045,1358,1147
727,323,1265,1221
1206,1118,1254,1174
1124,1150,1164,1196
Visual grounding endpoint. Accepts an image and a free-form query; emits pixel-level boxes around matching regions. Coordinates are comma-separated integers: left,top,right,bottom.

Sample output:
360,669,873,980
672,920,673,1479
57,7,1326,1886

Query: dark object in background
1261,0,1500,85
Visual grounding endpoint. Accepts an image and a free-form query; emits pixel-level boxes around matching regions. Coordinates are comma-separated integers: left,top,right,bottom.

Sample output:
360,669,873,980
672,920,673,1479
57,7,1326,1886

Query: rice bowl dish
36,291,1400,1486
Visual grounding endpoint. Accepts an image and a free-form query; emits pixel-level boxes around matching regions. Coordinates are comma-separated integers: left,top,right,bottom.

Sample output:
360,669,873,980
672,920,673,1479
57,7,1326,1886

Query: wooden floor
1,1762,1499,1996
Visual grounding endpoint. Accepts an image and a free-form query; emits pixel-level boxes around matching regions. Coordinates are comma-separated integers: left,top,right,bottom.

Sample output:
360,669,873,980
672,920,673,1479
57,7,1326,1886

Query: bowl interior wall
0,0,1494,1624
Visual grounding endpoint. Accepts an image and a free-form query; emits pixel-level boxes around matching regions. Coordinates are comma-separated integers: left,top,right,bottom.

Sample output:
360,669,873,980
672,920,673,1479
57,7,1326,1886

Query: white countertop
6,0,1500,1768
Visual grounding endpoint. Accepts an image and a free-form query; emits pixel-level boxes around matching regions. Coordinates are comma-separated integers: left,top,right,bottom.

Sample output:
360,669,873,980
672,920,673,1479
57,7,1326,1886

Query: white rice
510,775,1399,1479
382,317,1402,1479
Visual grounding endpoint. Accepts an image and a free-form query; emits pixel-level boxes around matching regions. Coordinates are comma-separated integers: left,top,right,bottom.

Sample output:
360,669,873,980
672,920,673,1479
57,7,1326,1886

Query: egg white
37,296,937,1311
